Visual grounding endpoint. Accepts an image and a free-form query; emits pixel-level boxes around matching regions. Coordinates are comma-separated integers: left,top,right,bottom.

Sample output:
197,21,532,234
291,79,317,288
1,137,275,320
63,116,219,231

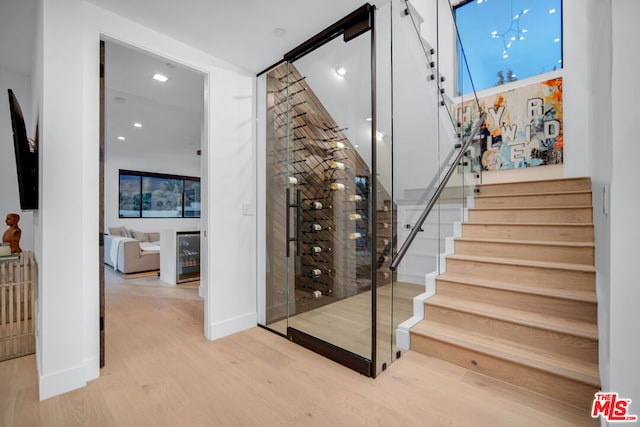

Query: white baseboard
453,221,462,237
466,195,475,209
396,272,438,350
84,356,100,382
39,364,87,401
207,311,257,340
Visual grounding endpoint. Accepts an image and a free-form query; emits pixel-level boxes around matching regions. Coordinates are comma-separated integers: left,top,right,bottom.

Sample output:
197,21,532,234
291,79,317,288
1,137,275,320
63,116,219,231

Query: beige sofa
104,229,160,274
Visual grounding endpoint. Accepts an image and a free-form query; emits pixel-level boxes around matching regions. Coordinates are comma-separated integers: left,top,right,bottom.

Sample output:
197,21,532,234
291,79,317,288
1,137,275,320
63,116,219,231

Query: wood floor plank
0,268,596,426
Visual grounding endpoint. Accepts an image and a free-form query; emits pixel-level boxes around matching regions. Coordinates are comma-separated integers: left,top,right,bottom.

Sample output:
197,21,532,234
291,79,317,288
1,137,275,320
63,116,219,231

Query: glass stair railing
388,0,486,352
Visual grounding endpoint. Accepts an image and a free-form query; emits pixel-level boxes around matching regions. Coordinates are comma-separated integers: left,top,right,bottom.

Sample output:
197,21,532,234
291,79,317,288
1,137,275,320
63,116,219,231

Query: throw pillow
109,226,126,236
131,231,149,242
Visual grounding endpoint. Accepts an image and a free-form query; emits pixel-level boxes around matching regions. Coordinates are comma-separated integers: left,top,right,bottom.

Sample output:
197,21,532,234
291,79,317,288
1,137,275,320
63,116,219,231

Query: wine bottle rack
265,61,397,319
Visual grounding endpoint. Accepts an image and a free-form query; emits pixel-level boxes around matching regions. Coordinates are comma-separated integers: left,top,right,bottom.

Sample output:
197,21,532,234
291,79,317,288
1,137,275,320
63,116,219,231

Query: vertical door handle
285,187,301,257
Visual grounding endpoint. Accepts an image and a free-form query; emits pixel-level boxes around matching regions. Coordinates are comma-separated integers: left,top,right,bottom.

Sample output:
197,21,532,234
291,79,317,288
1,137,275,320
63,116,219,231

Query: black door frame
257,3,378,377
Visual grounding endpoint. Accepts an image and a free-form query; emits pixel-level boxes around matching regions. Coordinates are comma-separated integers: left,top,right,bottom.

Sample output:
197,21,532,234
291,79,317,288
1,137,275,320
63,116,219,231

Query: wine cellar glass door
263,5,376,376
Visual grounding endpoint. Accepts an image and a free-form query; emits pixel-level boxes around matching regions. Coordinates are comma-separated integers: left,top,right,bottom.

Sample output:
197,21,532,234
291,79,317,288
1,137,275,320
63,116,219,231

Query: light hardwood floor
0,269,596,426
267,282,418,362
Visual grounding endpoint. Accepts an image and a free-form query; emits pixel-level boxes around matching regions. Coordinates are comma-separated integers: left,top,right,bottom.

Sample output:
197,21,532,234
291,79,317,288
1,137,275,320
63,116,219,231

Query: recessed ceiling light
153,73,168,83
335,67,347,77
273,28,287,37
365,117,372,122
554,38,561,43
133,122,142,128
549,8,556,14
117,136,126,141
354,144,360,148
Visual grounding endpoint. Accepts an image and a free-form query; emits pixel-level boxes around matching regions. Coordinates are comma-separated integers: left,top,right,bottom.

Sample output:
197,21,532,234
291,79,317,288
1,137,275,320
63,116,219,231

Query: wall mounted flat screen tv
7,89,38,210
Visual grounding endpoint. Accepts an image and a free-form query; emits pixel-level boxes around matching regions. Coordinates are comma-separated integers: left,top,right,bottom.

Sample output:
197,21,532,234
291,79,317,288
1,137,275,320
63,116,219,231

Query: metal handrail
390,112,487,271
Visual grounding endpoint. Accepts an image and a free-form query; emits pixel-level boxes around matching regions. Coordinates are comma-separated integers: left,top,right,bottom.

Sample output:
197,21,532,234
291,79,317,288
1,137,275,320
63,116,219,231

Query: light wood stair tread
425,294,598,339
437,273,598,303
411,321,600,386
446,253,596,273
464,222,594,227
479,177,591,187
474,190,592,199
454,237,595,248
470,206,592,211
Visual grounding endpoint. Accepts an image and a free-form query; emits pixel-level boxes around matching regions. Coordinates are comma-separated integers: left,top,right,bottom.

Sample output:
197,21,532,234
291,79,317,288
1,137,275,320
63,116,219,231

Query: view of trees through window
454,0,562,95
119,170,201,218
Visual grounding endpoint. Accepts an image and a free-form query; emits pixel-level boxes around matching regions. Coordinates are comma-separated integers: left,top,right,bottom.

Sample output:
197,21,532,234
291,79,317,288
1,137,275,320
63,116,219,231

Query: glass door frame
257,3,379,377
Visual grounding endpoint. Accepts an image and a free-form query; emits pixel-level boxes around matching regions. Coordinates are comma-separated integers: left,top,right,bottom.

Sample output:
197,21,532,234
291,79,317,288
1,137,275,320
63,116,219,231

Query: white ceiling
104,40,204,156
85,0,387,73
0,0,388,158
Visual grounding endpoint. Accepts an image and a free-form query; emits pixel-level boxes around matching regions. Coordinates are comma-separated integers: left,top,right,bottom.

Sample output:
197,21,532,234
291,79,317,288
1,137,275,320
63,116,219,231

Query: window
119,170,201,218
455,0,562,95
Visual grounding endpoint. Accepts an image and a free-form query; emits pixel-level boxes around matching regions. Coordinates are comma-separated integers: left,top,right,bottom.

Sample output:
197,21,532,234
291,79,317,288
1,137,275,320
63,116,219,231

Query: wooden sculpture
2,213,22,253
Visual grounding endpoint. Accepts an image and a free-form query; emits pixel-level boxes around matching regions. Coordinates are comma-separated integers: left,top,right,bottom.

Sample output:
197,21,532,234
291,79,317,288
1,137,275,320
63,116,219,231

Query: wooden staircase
410,177,600,411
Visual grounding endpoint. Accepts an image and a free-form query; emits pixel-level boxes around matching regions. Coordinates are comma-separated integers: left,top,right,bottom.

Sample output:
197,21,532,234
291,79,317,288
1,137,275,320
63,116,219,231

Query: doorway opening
99,39,207,366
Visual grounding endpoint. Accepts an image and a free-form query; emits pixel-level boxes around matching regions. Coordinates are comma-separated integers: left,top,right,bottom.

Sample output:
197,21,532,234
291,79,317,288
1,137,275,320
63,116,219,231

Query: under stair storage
410,177,600,411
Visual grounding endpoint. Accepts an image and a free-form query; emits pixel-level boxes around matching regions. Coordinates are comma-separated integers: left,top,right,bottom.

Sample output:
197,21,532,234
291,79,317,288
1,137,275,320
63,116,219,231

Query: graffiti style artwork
454,77,563,171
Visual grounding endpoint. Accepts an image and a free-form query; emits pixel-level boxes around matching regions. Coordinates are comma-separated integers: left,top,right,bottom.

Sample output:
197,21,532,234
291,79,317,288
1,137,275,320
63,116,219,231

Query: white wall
33,0,256,400
0,67,34,252
104,146,201,233
206,66,256,339
610,0,640,410
36,0,89,400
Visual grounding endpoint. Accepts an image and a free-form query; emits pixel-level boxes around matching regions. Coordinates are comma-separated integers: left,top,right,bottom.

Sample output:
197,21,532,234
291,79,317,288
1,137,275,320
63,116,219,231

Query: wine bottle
348,232,362,240
348,195,363,202
329,161,346,170
307,268,331,279
348,213,366,221
308,224,331,232
309,224,322,232
329,182,346,191
304,201,332,211
328,141,346,150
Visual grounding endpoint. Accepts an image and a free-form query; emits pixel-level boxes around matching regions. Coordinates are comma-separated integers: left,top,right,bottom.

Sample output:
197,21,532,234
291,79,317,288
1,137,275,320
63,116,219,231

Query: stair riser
475,192,592,208
445,258,595,292
411,335,598,410
423,304,598,363
468,208,593,224
462,224,594,242
454,240,594,265
478,178,592,196
436,279,597,323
